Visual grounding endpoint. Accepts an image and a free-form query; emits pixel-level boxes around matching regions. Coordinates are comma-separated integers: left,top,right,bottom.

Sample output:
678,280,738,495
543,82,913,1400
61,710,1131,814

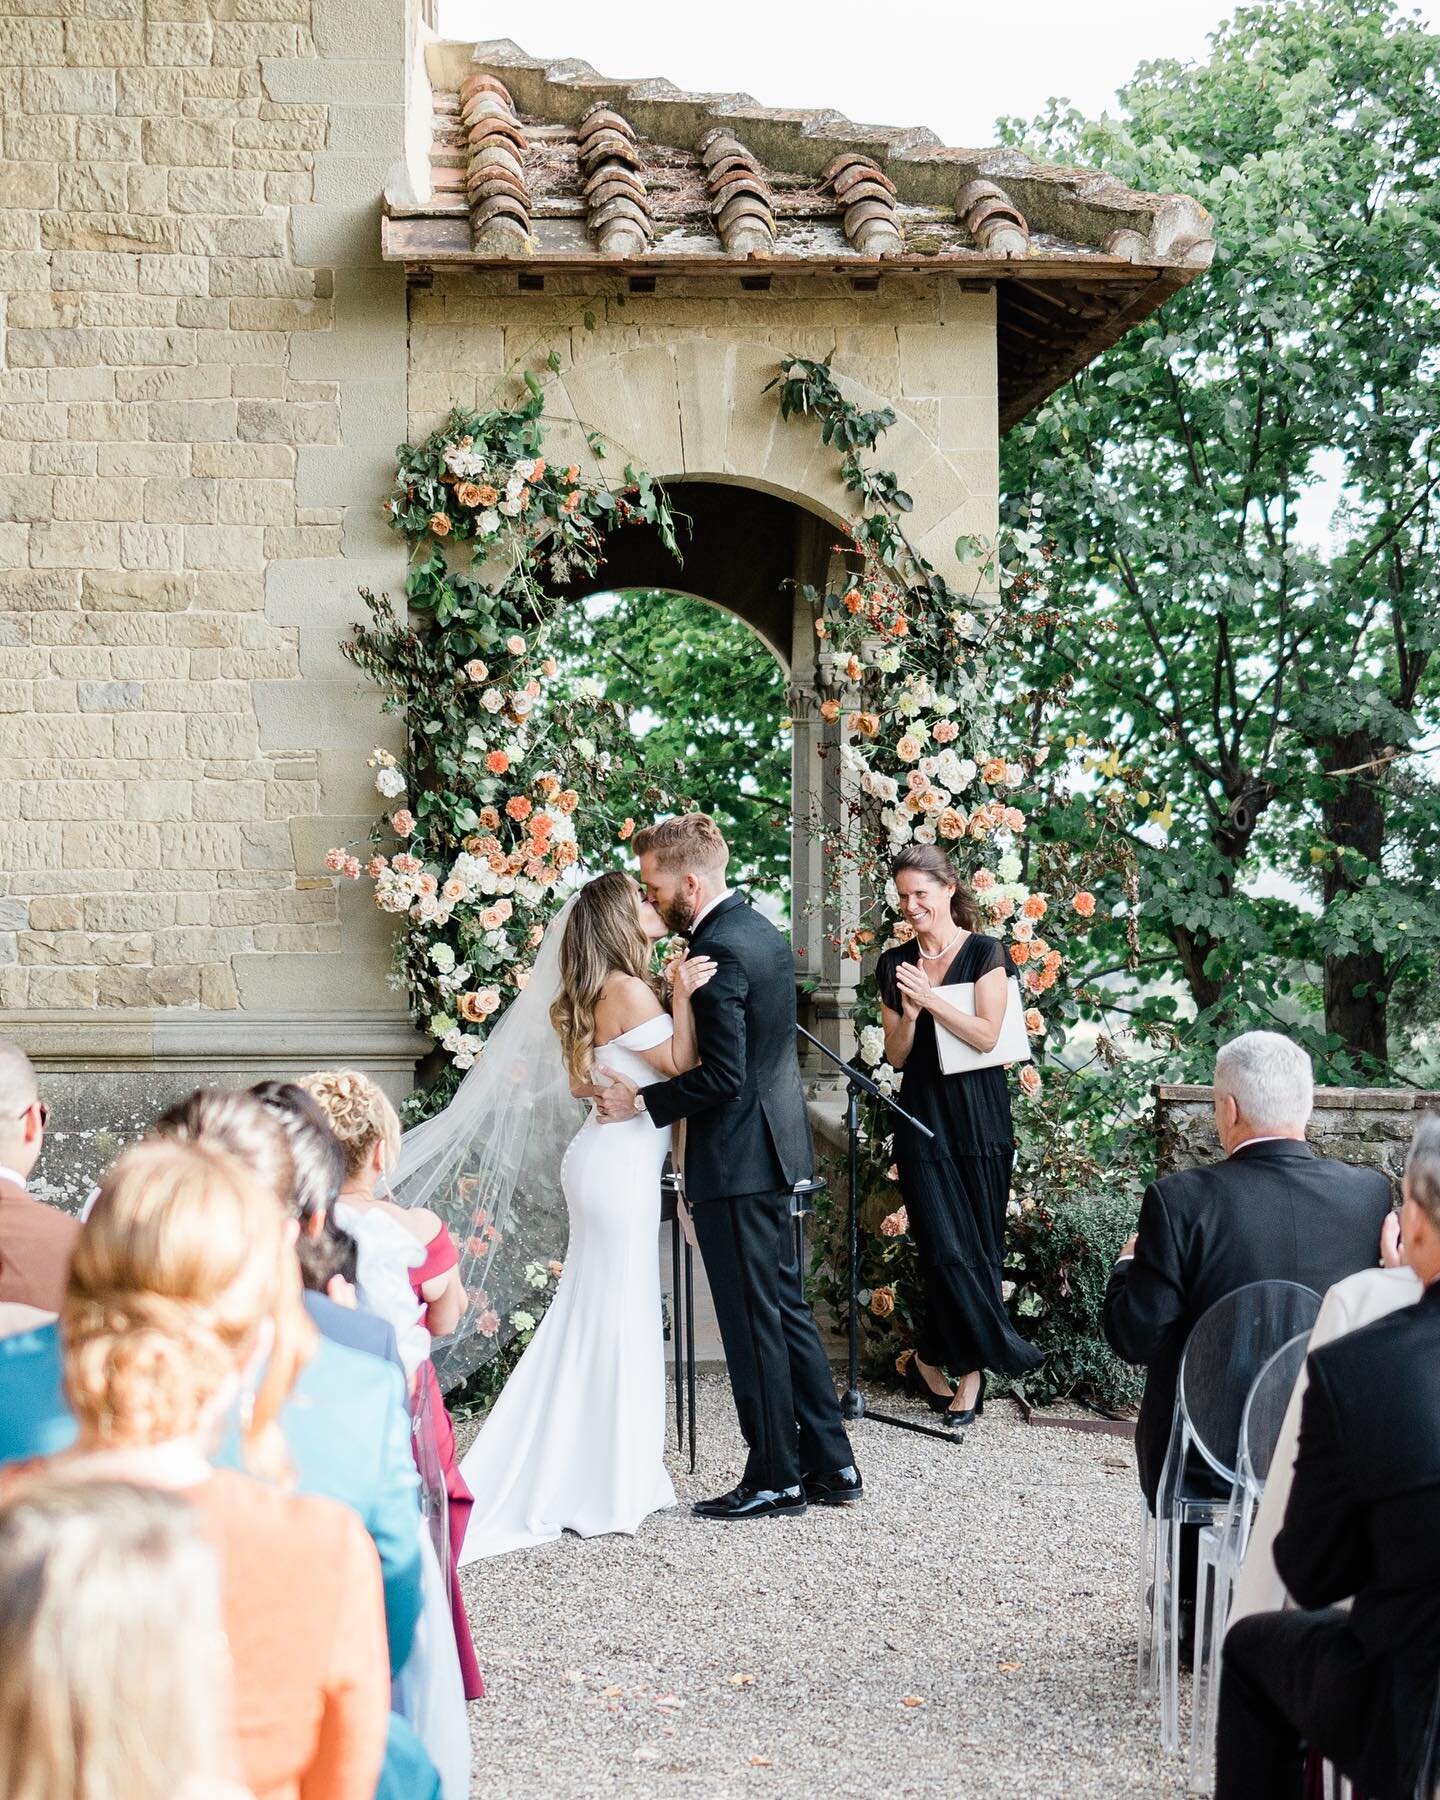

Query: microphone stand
797,1025,963,1446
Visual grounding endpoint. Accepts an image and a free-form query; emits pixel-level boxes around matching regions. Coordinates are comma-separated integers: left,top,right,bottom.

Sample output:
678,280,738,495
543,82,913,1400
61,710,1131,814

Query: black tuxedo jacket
1273,1282,1440,1794
642,893,814,1206
1103,1140,1390,1505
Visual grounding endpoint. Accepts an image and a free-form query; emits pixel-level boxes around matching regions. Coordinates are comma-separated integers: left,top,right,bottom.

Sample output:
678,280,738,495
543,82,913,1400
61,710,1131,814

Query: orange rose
476,485,499,506
1021,894,1047,920
457,992,487,1023
852,712,879,738
1009,940,1031,966
485,750,510,775
981,757,1006,785
879,1207,909,1238
427,511,450,537
505,796,532,822
895,1347,915,1376
557,790,579,814
1024,1007,1043,1035
1018,1064,1043,1097
938,808,966,840
618,818,635,841
1071,890,1097,918
820,699,841,723
455,482,484,507
390,808,414,836
479,806,500,830
870,1286,896,1319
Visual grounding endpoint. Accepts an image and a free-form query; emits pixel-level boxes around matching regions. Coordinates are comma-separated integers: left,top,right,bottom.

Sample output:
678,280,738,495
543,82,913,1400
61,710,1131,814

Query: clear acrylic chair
1138,1279,1322,1755
1188,1330,1312,1792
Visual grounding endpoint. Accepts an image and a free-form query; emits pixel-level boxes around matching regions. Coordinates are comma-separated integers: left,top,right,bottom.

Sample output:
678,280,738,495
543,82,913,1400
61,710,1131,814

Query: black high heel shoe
904,1355,955,1417
944,1371,987,1429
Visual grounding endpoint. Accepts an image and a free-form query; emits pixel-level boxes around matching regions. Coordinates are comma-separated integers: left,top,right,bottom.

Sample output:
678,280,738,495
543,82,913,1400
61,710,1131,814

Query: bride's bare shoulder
593,972,664,1042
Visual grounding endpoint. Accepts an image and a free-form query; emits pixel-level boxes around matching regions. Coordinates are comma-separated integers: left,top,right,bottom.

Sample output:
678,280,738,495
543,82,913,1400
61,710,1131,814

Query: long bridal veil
391,892,584,1390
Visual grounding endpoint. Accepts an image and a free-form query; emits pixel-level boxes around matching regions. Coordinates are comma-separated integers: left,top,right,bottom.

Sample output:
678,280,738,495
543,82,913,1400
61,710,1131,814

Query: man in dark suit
1216,1112,1440,1800
596,814,858,1520
1104,1030,1391,1512
0,1042,78,1313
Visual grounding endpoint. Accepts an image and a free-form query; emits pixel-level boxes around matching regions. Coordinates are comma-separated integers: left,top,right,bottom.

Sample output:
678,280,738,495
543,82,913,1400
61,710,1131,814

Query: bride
394,870,714,1562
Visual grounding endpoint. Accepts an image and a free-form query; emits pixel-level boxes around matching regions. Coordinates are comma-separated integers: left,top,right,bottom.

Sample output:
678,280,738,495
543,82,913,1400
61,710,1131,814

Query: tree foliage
1001,0,1440,1075
550,589,793,898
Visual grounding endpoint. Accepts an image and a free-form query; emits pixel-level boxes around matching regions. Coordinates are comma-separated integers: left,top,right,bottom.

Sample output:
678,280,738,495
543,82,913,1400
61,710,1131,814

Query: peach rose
477,1308,501,1337
1024,1007,1043,1035
1011,919,1034,943
933,719,960,745
937,809,965,840
1018,1064,1043,1097
324,847,346,872
895,1347,915,1376
366,855,387,878
981,757,1007,785
879,1207,909,1238
479,906,504,930
547,1259,564,1278
557,790,580,814
427,511,450,537
820,699,841,723
1004,807,1026,832
506,796,533,822
514,968,530,990
542,656,558,677
1071,890,1097,918
476,485,498,507
852,712,879,739
505,634,526,655
390,808,414,836
442,877,466,904
529,924,545,948
896,735,922,763
870,1285,896,1319
415,873,438,898
475,987,501,1016
479,806,501,830
972,868,996,891
1021,894,1048,920
455,482,485,508
485,750,510,775
618,818,635,841
1009,940,1031,966
493,898,513,921
465,659,489,682
457,992,487,1023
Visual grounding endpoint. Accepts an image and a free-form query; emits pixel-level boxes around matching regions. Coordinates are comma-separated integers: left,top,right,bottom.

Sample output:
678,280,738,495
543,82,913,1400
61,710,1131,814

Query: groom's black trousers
692,1188,853,1491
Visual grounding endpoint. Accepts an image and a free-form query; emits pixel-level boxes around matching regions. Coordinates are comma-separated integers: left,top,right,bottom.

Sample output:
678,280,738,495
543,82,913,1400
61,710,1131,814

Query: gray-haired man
0,1041,76,1313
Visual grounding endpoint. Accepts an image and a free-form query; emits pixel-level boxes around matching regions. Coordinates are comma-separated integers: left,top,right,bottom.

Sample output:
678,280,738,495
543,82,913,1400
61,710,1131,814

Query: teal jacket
0,1321,75,1465
218,1333,424,1675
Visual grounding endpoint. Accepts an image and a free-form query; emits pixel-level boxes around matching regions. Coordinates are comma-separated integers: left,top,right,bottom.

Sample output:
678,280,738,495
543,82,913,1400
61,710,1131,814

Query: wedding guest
57,1135,391,1800
1104,1030,1391,1514
1216,1110,1440,1800
300,1069,482,1701
0,1041,77,1312
0,1305,73,1466
152,1088,424,1675
877,845,1043,1426
248,1080,404,1373
0,1476,247,1800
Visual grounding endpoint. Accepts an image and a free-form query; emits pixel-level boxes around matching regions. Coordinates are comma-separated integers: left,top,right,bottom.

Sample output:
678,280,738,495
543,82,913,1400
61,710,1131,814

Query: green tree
1001,0,1440,1071
551,589,792,897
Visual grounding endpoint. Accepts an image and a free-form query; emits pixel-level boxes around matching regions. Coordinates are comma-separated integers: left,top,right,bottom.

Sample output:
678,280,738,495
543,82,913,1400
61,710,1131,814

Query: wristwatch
633,1091,648,1116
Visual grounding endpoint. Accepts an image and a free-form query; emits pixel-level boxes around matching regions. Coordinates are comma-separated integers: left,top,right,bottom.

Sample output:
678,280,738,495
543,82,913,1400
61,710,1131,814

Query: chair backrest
1239,1332,1311,1491
1178,1280,1322,1484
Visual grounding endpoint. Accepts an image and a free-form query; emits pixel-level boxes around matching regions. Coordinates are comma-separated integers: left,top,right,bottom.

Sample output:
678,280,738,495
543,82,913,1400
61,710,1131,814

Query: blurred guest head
1402,1112,1440,1285
294,1218,360,1305
0,1043,46,1184
0,1475,235,1800
298,1071,402,1196
246,1081,345,1229
64,1138,300,1474
1212,1031,1313,1153
152,1087,293,1210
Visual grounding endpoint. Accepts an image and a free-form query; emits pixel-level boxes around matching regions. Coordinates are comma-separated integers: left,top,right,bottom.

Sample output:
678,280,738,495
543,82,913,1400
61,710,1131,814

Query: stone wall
0,0,426,1152
1153,1083,1440,1188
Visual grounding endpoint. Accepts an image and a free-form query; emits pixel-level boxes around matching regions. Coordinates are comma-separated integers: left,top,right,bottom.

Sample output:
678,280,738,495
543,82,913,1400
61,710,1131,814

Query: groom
595,813,861,1520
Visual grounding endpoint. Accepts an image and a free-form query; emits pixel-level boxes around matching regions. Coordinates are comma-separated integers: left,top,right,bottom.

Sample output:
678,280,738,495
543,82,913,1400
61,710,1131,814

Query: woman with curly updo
53,1135,390,1800
876,844,1043,1427
300,1067,483,1701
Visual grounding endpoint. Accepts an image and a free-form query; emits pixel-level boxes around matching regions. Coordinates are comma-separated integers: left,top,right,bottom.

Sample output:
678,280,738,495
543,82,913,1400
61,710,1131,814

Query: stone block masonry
0,0,423,1121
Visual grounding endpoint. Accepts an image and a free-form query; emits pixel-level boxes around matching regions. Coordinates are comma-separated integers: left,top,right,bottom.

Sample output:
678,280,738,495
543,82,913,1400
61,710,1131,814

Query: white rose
998,852,1023,883
573,737,596,762
1005,762,1025,787
511,1310,536,1332
499,497,522,517
884,878,900,912
876,649,902,674
914,824,938,844
375,765,407,799
897,692,921,718
932,696,957,717
476,509,501,536
858,1025,886,1067
480,687,505,713
441,1027,463,1052
429,942,456,972
572,677,604,703
454,1048,475,1071
954,757,978,791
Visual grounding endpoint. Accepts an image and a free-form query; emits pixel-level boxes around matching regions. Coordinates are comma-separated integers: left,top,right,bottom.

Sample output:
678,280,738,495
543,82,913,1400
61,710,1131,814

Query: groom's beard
660,893,697,936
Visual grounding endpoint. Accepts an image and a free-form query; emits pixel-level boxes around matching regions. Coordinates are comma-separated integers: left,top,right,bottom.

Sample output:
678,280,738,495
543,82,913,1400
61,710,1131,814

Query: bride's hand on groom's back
672,955,717,1000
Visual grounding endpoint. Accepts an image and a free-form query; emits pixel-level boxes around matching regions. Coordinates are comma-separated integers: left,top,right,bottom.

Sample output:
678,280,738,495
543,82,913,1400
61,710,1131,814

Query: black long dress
876,932,1043,1378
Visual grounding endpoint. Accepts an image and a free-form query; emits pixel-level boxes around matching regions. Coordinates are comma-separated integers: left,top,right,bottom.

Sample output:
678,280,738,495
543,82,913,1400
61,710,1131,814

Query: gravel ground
458,1373,1186,1798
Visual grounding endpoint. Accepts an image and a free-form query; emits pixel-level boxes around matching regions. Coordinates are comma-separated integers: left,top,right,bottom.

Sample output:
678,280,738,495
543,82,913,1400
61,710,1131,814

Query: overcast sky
439,0,1437,146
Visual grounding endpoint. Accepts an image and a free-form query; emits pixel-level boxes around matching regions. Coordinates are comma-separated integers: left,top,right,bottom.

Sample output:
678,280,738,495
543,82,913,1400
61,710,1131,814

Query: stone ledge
6,1006,426,1072
1153,1083,1440,1112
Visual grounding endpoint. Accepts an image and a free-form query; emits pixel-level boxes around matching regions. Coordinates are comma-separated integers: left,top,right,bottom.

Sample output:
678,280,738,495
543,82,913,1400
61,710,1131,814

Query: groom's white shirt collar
689,888,734,935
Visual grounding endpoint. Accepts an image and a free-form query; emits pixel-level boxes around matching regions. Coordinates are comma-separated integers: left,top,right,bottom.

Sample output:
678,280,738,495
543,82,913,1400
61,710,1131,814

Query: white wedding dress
454,1012,678,1562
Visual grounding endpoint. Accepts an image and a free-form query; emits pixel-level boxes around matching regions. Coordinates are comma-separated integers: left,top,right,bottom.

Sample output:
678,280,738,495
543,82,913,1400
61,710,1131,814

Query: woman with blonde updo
54,1135,390,1800
300,1067,483,1701
0,1476,245,1800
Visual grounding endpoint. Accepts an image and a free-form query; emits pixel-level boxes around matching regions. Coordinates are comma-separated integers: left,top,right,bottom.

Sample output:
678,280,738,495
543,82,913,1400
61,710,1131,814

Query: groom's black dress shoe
691,1482,807,1520
802,1464,864,1506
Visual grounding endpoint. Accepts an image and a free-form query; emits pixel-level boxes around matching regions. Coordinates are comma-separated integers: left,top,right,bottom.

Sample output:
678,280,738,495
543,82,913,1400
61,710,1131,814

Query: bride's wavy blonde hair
551,871,654,1083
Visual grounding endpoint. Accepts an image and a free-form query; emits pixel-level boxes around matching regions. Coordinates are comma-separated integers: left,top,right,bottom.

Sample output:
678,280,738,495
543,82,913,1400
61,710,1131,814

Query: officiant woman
876,844,1043,1426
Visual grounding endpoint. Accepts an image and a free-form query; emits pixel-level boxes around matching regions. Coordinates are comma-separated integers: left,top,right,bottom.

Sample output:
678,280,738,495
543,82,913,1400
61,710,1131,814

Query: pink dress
409,1224,484,1701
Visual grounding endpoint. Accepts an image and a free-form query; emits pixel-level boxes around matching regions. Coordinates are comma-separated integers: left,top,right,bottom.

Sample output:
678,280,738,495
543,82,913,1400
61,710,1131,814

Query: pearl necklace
915,928,964,963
